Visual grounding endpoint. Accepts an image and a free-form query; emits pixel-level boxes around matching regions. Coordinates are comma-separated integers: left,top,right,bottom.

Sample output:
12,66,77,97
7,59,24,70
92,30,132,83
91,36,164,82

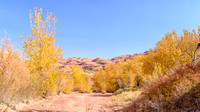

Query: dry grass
124,62,200,112
109,89,141,111
0,35,31,103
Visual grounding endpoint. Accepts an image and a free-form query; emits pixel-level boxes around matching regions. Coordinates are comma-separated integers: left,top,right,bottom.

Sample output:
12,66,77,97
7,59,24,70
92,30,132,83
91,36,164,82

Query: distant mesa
58,52,145,72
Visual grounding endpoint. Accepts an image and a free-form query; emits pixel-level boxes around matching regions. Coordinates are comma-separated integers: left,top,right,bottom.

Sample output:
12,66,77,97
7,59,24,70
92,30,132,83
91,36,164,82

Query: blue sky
1,0,200,59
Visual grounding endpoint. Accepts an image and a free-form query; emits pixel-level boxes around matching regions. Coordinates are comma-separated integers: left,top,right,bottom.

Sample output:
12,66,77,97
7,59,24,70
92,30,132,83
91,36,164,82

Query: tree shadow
172,82,200,112
20,109,69,112
90,93,112,97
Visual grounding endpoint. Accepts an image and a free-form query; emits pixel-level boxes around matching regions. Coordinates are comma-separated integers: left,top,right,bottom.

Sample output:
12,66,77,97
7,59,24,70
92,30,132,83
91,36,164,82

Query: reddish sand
21,93,113,112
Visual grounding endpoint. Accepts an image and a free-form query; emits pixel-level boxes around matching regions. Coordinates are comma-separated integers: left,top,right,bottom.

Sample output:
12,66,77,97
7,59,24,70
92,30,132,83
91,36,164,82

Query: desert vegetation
0,7,200,112
92,29,200,111
124,63,200,111
0,7,92,105
0,34,31,103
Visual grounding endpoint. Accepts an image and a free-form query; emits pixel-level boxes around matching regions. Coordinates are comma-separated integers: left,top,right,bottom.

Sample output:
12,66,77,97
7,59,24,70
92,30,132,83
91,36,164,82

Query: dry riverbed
13,93,114,112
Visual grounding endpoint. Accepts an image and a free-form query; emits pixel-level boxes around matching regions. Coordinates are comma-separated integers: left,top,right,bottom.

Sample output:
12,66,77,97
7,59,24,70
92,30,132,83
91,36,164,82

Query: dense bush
71,65,92,93
125,63,200,112
93,56,143,93
142,30,199,78
0,35,31,103
56,67,73,94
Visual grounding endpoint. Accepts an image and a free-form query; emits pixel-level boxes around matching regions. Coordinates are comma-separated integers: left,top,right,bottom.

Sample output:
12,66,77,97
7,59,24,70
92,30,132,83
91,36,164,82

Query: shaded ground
20,93,113,112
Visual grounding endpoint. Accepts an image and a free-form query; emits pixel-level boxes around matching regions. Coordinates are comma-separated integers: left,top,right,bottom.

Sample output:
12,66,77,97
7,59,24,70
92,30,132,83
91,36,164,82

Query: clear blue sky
1,0,200,59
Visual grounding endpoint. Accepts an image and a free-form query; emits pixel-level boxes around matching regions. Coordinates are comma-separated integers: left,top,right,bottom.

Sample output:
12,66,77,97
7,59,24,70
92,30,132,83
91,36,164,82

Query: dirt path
21,93,113,112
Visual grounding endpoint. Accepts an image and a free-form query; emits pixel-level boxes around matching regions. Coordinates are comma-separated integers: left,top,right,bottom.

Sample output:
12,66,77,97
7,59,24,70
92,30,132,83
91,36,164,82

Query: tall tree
22,7,63,95
23,7,63,75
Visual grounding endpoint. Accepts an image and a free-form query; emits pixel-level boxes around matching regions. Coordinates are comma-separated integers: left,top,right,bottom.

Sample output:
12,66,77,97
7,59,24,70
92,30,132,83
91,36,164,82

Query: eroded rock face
58,53,145,72
111,53,144,63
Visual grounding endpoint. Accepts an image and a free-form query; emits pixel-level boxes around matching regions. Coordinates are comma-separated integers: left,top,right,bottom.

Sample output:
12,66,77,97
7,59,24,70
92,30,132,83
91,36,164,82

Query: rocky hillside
58,53,145,72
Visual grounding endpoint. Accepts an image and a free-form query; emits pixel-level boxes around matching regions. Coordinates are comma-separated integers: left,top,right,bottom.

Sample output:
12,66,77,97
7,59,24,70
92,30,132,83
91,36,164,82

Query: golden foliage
2,7,200,110
178,29,199,62
56,67,74,94
71,65,92,93
142,32,182,76
123,29,200,111
93,56,143,93
93,28,200,95
0,34,31,103
125,63,200,112
23,7,63,74
142,29,200,77
22,7,63,96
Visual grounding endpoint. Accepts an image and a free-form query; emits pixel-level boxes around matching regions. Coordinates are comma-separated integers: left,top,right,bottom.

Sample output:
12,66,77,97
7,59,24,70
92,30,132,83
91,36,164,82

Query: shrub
71,65,92,93
0,35,31,103
125,63,200,112
56,67,74,94
93,56,143,93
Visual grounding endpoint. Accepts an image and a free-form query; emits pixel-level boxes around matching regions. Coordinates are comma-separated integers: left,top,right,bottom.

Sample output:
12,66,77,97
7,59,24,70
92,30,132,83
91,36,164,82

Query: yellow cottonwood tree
178,29,199,63
71,65,91,93
93,56,143,93
155,32,181,71
142,32,181,76
22,7,63,95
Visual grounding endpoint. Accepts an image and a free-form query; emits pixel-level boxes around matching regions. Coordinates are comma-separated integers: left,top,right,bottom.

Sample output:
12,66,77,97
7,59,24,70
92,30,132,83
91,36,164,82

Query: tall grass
0,34,31,103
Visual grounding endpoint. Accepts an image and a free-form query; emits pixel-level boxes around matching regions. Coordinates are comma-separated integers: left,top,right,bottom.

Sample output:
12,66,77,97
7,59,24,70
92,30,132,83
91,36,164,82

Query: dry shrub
63,77,74,94
56,67,74,94
0,35,31,103
111,90,142,111
124,62,200,112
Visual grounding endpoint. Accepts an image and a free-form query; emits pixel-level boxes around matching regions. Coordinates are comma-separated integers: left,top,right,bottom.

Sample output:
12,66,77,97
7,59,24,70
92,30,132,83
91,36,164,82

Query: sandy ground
20,93,113,112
